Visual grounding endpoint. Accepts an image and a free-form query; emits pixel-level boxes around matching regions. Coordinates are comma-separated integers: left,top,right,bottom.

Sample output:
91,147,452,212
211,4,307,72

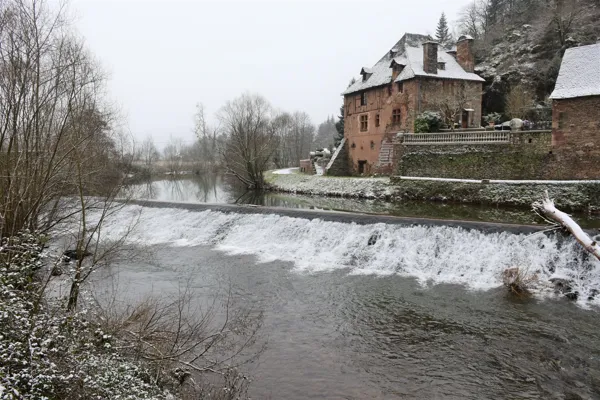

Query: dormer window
389,48,398,58
438,62,446,70
390,59,405,72
360,67,372,82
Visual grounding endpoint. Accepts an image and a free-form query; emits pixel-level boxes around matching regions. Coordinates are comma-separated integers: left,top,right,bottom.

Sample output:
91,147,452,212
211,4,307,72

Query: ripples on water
89,204,600,399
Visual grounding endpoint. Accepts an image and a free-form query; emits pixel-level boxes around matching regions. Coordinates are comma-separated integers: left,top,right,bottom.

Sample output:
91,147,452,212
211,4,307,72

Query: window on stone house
388,85,392,96
370,141,375,150
392,109,401,125
360,115,368,132
375,114,380,127
397,82,403,93
558,112,567,129
360,92,367,106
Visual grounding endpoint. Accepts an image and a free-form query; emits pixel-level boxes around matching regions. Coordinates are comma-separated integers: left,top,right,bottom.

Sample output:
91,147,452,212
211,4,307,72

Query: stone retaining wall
396,131,557,179
390,177,600,211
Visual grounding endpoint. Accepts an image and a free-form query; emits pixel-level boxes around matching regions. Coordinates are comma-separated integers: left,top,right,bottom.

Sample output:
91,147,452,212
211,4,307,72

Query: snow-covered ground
400,176,600,184
267,172,393,199
272,167,299,175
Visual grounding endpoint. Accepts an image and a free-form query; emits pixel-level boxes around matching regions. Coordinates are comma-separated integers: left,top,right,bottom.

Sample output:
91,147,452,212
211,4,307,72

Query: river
80,194,600,399
125,175,600,228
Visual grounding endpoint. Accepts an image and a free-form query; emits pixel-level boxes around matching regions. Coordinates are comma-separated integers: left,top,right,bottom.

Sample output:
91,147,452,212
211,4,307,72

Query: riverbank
265,171,394,199
266,171,600,212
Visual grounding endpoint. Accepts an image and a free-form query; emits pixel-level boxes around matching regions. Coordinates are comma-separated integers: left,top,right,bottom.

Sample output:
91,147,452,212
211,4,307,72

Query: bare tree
548,0,585,46
139,136,160,166
459,0,485,39
217,93,278,189
270,111,315,168
433,82,481,129
194,103,221,172
505,84,533,119
0,0,122,236
163,136,185,174
288,111,315,165
271,112,294,168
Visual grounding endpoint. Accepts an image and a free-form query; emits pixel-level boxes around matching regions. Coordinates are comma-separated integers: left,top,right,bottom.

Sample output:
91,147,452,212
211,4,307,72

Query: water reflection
126,175,600,228
128,175,241,203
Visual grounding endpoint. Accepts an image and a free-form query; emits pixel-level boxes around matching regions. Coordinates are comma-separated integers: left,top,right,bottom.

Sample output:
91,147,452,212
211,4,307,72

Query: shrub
414,111,443,133
0,233,167,399
502,267,537,297
483,112,502,125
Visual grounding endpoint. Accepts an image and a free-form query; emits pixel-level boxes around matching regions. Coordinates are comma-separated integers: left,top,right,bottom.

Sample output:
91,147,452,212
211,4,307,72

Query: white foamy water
93,205,600,306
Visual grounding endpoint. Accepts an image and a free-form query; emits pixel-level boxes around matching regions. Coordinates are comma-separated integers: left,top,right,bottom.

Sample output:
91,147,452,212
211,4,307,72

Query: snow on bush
414,111,443,133
0,232,166,400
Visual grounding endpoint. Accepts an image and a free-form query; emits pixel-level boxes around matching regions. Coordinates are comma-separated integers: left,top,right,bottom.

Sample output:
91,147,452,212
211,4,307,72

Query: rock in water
51,265,63,276
63,249,92,261
549,278,578,300
368,233,380,246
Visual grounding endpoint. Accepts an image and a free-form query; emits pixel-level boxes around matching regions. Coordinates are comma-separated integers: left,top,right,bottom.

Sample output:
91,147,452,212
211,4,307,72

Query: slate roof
343,33,484,95
550,43,600,99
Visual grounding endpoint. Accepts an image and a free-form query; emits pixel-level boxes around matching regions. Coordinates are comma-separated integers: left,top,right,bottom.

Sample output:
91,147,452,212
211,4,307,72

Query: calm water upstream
79,203,600,399
125,175,600,228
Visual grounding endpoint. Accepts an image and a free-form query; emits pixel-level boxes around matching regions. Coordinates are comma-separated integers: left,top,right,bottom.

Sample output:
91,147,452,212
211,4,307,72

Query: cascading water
92,204,600,307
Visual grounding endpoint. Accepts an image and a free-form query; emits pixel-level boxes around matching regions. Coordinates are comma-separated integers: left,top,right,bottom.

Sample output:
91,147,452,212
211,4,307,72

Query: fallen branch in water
532,191,600,262
502,267,537,296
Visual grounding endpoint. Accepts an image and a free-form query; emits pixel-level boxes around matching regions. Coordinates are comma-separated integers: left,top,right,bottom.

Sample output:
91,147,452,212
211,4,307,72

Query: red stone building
341,33,484,174
549,42,600,179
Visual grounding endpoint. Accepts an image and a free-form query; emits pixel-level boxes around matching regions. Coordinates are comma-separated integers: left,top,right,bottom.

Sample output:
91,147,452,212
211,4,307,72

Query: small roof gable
389,57,407,68
360,67,373,74
550,43,600,99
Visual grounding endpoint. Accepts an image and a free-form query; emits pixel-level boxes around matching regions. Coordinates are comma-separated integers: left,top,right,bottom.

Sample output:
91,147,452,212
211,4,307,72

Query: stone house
549,42,600,179
341,33,485,174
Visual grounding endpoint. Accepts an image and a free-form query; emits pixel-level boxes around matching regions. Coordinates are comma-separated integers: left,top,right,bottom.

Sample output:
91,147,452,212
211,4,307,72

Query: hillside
458,0,600,116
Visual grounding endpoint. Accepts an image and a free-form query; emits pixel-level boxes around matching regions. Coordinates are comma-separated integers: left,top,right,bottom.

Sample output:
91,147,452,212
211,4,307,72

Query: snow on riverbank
267,172,394,199
272,167,299,175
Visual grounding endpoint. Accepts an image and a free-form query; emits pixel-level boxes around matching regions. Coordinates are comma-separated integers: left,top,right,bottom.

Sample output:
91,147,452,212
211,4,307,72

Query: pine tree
436,12,450,46
334,78,356,146
334,104,344,146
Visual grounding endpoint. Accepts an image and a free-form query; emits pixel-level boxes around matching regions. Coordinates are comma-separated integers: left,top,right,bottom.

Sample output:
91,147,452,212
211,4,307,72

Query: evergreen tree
435,12,450,46
335,78,356,146
334,104,344,146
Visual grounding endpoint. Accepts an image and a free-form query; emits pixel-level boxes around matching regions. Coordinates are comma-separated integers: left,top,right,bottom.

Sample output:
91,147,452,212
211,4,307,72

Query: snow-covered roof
394,46,485,83
550,43,600,99
343,33,484,95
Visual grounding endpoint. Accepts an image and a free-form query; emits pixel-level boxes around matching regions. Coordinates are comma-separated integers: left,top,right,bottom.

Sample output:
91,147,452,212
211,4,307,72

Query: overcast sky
70,0,467,148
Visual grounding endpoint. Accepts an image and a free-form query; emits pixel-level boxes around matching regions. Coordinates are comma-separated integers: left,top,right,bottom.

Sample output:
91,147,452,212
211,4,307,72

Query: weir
126,199,546,235
100,200,600,304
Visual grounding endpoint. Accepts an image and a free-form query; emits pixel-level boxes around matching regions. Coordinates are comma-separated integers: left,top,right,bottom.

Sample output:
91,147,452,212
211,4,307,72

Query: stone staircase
326,138,345,171
377,139,394,168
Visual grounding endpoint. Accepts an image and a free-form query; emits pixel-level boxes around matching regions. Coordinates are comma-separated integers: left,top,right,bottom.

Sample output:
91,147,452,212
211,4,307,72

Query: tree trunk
533,194,600,262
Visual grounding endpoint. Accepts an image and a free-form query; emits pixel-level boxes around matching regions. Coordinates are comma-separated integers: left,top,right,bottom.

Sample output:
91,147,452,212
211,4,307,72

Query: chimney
456,35,475,72
422,41,439,74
